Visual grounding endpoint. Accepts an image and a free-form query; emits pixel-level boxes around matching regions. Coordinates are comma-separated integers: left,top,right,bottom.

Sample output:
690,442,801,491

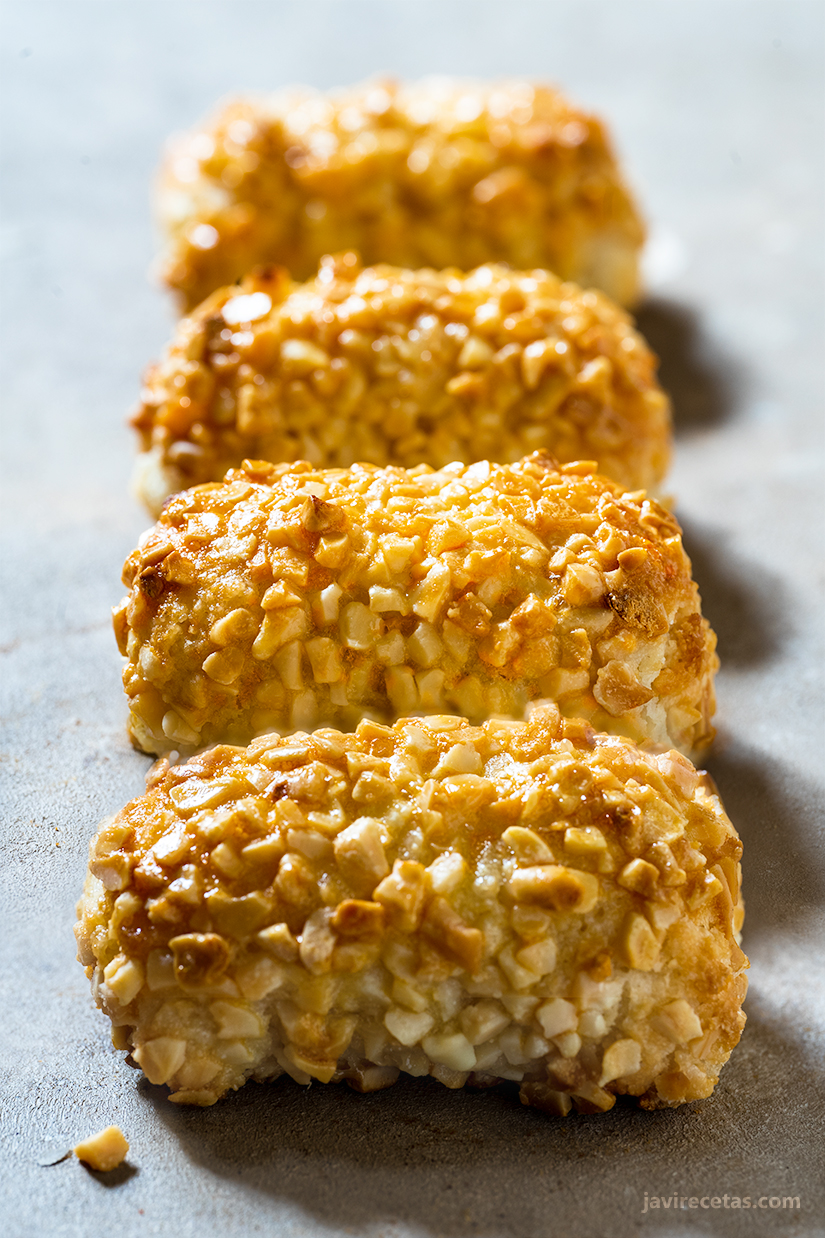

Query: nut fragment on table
114,452,717,758
73,1126,129,1172
156,77,645,311
133,257,670,515
75,709,747,1112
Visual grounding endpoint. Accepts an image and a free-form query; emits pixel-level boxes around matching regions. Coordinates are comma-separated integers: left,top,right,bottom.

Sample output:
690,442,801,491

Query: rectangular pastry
133,257,670,516
156,78,645,311
114,453,717,758
76,709,746,1111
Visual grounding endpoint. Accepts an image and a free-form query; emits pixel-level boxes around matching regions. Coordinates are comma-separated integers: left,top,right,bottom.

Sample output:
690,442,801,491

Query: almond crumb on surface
73,1126,129,1172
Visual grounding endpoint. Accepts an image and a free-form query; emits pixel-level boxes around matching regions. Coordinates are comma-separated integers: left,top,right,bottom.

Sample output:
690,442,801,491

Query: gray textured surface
1,2,824,1235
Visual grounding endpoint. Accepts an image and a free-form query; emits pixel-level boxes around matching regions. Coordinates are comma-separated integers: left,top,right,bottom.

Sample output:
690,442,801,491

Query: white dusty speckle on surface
0,3,823,1237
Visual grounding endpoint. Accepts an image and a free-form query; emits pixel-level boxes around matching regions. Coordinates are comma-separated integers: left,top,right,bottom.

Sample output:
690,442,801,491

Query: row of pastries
76,78,746,1115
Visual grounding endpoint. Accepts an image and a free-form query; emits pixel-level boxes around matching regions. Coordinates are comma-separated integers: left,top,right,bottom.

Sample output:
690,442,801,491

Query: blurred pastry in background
156,78,645,312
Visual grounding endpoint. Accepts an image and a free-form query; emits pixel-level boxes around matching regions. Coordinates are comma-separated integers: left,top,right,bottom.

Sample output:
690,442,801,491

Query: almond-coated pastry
156,78,645,311
133,257,670,516
75,709,746,1110
114,453,717,757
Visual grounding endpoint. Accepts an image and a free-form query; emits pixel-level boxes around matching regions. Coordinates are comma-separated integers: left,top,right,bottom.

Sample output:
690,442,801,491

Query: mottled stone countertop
1,3,823,1235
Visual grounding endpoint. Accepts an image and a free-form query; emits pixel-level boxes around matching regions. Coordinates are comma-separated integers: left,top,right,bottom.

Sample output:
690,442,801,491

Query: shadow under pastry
679,517,782,669
137,997,824,1238
703,741,825,940
635,297,741,434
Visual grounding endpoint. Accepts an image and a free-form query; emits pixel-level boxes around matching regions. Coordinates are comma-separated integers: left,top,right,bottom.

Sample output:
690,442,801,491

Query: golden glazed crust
75,709,747,1111
132,258,670,516
156,78,645,312
114,453,717,757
